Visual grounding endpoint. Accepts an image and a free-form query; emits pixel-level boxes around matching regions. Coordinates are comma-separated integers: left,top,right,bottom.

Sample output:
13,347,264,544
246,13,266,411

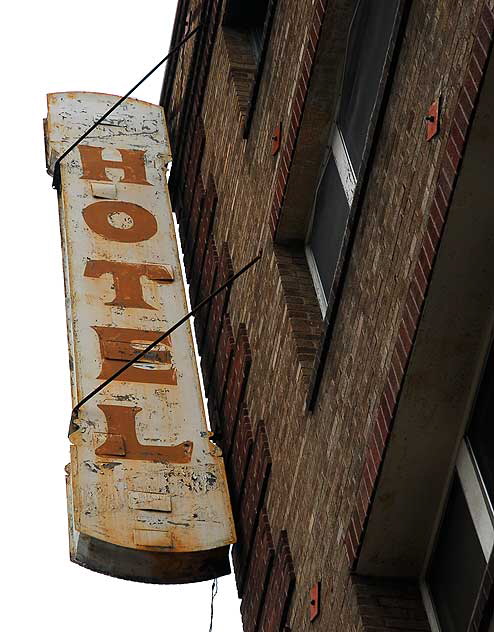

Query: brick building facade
161,1,494,630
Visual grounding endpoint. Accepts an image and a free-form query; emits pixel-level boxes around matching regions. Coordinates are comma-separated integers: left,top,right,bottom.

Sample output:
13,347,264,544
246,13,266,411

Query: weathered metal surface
45,92,235,583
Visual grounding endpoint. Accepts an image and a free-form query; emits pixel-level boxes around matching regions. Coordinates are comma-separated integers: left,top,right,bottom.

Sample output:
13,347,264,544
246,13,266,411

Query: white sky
1,1,242,630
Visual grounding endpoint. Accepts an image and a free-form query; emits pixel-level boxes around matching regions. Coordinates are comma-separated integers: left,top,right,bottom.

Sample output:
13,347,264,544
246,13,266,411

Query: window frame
305,126,357,316
305,0,402,317
242,0,278,138
222,0,278,139
420,341,494,632
420,440,494,631
307,0,407,409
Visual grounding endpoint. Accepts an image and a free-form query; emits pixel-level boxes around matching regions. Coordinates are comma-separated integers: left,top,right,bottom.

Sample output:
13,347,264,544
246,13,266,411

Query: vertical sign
45,92,235,583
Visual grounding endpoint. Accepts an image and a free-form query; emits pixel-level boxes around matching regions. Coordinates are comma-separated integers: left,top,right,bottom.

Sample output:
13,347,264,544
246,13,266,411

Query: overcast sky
1,1,242,630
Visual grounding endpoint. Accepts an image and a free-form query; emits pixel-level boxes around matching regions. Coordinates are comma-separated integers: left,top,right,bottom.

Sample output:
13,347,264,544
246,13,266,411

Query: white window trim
466,435,494,523
457,440,494,562
420,583,442,632
332,126,357,206
305,244,328,316
305,126,356,316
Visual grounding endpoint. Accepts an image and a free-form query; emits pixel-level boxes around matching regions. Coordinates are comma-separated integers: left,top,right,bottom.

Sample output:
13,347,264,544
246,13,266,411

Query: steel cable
209,578,218,632
51,26,201,190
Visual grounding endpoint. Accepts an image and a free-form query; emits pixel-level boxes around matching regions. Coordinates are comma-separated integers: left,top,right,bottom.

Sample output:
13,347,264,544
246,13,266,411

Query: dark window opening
307,156,350,311
467,345,494,507
222,0,274,133
223,0,270,64
427,474,486,632
223,0,269,27
338,0,400,173
425,340,494,631
306,0,400,315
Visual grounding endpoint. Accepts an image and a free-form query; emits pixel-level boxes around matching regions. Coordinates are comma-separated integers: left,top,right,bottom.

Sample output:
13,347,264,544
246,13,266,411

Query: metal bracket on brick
272,122,282,155
309,581,320,622
425,98,440,141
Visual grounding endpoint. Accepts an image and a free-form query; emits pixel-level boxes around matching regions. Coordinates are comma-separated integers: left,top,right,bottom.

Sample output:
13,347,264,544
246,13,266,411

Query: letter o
82,201,158,243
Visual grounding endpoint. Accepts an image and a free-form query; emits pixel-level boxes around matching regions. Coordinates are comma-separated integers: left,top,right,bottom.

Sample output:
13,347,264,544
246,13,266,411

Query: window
223,0,270,63
222,0,276,134
306,0,401,315
423,347,494,632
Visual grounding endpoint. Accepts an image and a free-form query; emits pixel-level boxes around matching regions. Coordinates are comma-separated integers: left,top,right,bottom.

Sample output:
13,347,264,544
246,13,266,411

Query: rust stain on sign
45,92,235,583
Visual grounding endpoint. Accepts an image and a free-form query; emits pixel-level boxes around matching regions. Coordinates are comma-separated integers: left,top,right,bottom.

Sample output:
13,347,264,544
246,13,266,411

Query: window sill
274,244,324,386
223,27,258,127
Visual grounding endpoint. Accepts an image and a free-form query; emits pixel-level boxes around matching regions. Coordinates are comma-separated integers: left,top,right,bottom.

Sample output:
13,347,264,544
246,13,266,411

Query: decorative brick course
168,0,222,201
229,403,254,506
190,173,217,303
240,509,275,632
209,312,235,409
233,421,272,592
181,117,205,223
221,323,252,457
194,237,218,352
201,242,234,387
257,531,296,632
183,172,205,269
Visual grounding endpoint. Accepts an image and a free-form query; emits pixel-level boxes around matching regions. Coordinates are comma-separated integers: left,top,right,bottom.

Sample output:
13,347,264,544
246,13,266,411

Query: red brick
472,38,489,72
241,509,275,629
258,532,295,632
481,4,494,36
446,135,461,171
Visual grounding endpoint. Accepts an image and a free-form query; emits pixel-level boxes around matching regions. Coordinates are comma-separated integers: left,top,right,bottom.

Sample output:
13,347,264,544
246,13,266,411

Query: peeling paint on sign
45,92,235,583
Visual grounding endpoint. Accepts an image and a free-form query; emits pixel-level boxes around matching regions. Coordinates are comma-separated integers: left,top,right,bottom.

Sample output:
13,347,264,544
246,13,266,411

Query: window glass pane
338,0,400,172
250,24,264,62
468,347,494,505
427,473,486,632
308,156,350,304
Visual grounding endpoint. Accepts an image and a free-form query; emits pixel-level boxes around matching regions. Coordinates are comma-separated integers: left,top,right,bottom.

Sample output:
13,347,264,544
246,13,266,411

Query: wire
51,25,201,191
209,578,218,632
68,251,262,436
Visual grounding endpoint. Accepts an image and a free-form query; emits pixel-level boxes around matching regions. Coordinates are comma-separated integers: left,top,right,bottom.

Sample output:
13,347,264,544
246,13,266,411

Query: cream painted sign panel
45,92,235,583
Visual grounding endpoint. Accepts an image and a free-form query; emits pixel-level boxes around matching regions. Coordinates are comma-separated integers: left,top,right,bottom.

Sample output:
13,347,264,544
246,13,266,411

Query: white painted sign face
45,92,235,583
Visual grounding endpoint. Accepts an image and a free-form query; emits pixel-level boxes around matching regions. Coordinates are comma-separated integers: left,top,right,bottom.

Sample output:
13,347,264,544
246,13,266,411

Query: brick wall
162,0,494,630
274,245,324,384
350,576,430,632
223,26,258,123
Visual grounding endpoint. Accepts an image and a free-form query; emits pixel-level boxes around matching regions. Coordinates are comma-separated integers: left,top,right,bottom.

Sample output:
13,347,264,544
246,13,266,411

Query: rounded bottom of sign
73,533,231,584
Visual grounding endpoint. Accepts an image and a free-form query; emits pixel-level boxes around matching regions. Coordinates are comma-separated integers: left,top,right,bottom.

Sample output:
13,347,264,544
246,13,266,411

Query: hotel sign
45,92,235,583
